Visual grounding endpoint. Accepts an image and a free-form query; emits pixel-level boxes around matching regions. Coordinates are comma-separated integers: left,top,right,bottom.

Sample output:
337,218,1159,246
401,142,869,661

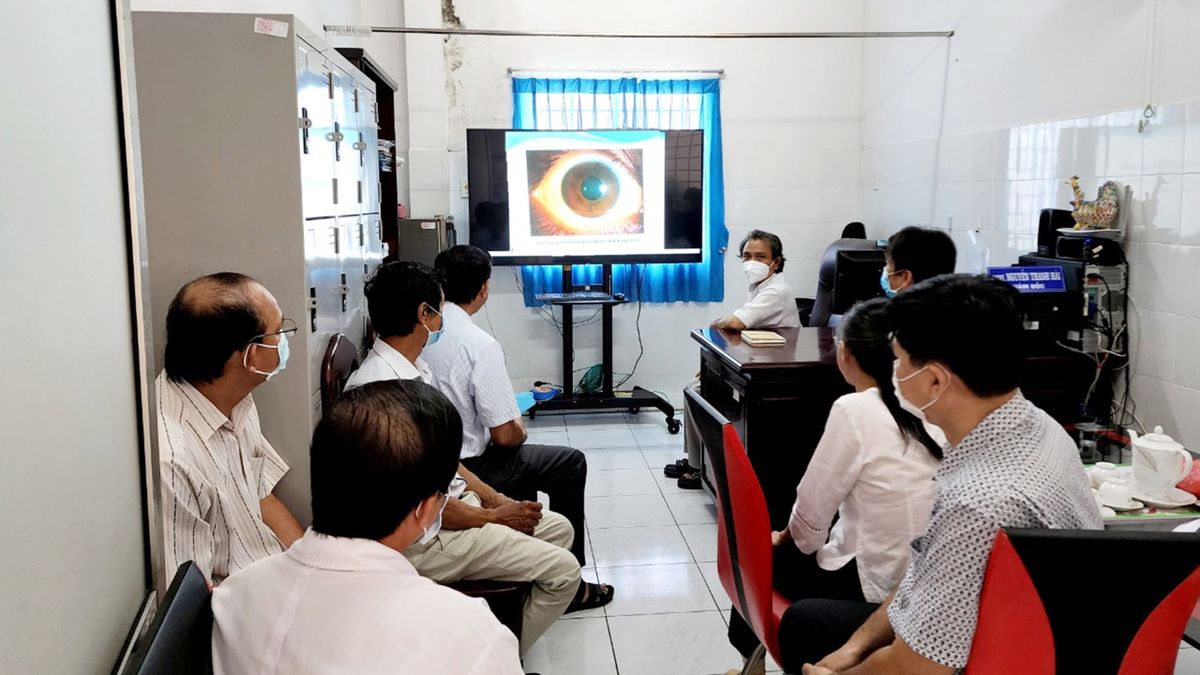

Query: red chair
684,387,788,672
967,528,1200,674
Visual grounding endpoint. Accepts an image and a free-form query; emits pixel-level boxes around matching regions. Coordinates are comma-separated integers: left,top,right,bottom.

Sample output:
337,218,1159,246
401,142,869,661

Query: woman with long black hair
726,297,944,675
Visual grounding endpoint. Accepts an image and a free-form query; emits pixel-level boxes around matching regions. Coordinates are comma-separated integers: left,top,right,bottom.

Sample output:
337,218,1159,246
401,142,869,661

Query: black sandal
565,581,615,614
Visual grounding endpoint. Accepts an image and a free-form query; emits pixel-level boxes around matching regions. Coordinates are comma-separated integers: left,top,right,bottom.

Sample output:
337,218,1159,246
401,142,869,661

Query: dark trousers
461,443,588,565
778,598,879,673
729,544,865,660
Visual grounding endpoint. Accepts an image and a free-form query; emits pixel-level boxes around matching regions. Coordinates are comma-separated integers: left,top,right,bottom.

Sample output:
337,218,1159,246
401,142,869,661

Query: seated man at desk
791,275,1102,675
880,226,957,298
157,273,304,586
346,261,583,652
422,245,614,610
212,380,523,674
711,229,801,330
670,229,799,488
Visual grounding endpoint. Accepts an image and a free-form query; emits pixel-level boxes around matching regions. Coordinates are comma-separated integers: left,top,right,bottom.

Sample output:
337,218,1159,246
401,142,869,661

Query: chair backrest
840,221,867,239
684,387,781,660
810,238,881,327
321,333,360,412
121,562,212,675
967,528,1200,675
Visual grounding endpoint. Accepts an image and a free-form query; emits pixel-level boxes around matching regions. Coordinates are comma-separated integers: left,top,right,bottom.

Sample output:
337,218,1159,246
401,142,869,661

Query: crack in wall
441,0,464,108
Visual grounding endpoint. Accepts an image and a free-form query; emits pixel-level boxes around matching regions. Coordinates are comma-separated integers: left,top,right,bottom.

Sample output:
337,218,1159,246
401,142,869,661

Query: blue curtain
511,77,727,305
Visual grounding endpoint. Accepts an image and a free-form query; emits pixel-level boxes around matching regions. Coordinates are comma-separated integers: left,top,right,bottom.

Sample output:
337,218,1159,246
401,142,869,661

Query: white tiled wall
863,99,1200,452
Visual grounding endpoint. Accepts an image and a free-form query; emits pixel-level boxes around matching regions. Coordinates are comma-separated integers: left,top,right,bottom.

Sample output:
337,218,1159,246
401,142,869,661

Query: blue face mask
422,304,445,347
880,269,898,299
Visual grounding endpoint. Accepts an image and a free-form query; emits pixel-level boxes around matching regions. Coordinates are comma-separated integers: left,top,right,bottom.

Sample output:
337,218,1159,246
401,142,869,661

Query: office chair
118,562,213,675
807,238,881,327
685,387,787,674
320,333,360,412
966,528,1200,674
841,221,867,239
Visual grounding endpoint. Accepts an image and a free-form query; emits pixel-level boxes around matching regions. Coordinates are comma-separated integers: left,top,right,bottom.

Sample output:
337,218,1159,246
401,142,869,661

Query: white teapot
1129,426,1192,498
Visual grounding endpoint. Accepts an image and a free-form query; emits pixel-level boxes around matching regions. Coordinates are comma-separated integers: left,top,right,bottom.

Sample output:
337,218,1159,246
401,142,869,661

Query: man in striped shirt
157,273,304,585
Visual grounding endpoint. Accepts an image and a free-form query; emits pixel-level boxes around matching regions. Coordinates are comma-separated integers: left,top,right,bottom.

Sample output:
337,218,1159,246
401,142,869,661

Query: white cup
1090,461,1118,488
1098,478,1133,508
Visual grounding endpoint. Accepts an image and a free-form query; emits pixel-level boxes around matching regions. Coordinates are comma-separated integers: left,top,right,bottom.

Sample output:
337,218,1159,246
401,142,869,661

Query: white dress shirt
212,529,523,675
344,338,467,500
787,388,943,602
733,272,801,329
157,372,288,585
421,303,521,459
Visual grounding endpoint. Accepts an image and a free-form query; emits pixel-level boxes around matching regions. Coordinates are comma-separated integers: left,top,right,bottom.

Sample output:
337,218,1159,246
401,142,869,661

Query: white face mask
244,332,290,380
891,362,949,423
743,260,771,285
415,493,449,545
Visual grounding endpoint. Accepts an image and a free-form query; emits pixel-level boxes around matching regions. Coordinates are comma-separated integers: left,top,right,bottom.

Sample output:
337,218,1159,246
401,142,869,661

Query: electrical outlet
460,179,469,199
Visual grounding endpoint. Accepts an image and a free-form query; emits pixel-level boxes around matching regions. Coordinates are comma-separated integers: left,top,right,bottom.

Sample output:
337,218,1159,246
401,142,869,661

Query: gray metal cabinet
133,12,389,523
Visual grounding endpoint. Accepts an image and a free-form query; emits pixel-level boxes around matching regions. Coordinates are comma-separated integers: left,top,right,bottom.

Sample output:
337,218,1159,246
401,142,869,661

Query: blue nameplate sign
986,266,1067,294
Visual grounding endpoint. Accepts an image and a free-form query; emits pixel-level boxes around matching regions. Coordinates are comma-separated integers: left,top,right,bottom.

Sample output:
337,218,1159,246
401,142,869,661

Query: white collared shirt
421,303,521,459
733,272,801,329
344,338,467,500
157,372,289,585
346,337,434,388
787,388,943,602
212,530,523,675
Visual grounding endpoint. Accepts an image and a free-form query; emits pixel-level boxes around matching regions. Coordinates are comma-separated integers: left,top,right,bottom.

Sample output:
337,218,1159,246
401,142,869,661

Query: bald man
157,272,304,585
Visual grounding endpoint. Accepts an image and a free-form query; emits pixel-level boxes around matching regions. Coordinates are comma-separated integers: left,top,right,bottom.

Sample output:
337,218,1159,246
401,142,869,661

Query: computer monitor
466,128,704,266
831,248,887,315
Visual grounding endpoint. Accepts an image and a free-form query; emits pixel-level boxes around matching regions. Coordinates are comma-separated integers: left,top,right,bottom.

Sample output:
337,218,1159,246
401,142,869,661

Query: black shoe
677,468,703,490
663,458,688,478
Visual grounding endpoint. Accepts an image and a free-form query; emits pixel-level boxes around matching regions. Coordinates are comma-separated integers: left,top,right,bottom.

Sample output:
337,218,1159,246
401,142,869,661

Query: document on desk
741,330,787,347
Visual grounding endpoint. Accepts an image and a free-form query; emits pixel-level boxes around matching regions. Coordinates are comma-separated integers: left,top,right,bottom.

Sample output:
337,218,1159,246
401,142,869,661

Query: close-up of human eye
525,149,644,236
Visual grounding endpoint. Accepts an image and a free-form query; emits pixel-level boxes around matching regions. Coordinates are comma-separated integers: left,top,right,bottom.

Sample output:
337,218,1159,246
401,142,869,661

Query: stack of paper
741,330,787,347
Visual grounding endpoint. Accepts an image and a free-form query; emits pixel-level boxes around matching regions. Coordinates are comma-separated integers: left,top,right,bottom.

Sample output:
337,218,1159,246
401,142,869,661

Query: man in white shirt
422,246,615,612
712,229,801,331
669,230,801,489
157,273,304,585
346,261,582,652
211,380,524,675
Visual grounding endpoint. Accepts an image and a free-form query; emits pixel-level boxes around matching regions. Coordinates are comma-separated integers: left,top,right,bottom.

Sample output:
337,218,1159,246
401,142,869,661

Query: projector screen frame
467,127,706,267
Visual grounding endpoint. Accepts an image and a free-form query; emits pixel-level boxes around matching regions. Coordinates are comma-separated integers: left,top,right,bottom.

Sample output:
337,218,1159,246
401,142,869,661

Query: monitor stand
527,264,681,434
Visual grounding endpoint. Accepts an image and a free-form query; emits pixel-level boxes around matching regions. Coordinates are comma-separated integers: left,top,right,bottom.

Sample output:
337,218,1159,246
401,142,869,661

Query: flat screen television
466,128,704,266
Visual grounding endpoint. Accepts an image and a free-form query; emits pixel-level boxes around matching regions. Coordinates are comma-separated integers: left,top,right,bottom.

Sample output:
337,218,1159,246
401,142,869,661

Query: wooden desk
692,326,1102,530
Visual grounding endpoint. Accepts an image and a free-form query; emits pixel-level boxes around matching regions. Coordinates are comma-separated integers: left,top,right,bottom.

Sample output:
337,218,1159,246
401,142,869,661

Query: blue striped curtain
511,77,727,304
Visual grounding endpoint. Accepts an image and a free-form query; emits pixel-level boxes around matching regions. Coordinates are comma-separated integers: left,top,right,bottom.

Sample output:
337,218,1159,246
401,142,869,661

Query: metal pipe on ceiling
326,26,954,40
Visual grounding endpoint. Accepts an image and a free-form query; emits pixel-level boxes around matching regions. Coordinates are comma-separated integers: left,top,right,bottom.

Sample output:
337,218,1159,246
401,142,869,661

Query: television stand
527,264,681,434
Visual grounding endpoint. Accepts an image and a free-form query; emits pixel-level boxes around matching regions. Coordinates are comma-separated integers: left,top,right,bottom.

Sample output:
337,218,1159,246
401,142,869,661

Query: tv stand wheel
666,418,682,434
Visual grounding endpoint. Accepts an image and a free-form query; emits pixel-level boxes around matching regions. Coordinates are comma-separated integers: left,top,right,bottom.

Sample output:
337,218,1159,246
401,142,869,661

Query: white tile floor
522,411,1200,675
522,412,776,675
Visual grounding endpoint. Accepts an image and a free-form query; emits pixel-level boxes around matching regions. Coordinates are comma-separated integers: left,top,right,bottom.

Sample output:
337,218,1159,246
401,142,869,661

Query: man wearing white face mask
157,273,304,586
212,380,524,674
669,231,801,489
347,262,581,654
712,229,801,331
790,275,1100,675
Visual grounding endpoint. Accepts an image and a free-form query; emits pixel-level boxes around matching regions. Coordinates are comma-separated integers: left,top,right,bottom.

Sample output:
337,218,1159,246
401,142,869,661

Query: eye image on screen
525,149,644,236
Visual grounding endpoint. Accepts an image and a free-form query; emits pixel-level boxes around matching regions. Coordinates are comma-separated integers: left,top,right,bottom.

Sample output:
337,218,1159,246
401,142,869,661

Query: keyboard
535,291,612,301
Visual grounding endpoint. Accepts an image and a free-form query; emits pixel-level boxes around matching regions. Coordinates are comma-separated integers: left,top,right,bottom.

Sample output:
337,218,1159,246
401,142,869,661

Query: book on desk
740,330,787,347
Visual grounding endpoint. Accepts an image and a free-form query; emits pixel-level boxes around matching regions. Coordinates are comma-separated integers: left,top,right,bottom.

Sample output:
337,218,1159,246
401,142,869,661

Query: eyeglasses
246,318,297,347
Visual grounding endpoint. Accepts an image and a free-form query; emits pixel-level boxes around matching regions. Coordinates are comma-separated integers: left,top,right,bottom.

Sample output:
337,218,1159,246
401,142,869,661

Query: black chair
444,579,532,641
808,238,882,327
967,528,1200,674
118,562,212,675
840,221,866,239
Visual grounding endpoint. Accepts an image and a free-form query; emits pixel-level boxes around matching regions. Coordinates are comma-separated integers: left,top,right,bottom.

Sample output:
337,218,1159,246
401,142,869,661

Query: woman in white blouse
726,297,944,675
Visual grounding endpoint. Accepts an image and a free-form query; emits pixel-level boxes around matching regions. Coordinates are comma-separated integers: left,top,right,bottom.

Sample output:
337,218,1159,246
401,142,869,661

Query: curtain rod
325,26,954,39
508,67,725,76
